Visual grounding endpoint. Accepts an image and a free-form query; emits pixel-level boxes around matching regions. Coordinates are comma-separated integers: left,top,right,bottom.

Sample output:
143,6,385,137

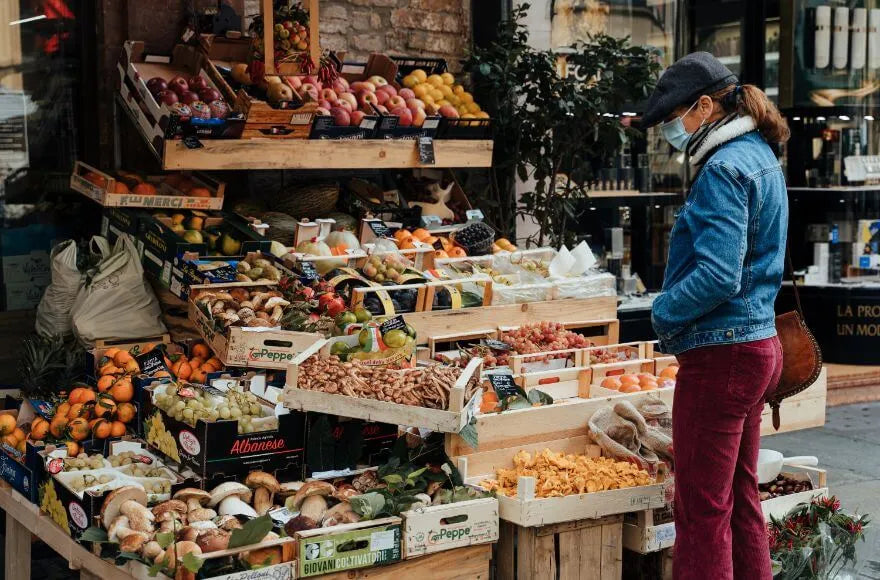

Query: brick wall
245,0,471,71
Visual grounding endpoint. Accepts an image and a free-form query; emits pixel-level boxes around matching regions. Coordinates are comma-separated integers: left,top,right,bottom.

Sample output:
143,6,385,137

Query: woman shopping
640,52,790,580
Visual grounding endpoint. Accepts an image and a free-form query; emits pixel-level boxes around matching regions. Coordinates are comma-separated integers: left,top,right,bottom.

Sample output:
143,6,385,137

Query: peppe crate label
246,347,295,365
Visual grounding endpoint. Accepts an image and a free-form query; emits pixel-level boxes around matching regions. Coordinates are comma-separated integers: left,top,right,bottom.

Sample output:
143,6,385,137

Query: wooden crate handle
308,0,320,69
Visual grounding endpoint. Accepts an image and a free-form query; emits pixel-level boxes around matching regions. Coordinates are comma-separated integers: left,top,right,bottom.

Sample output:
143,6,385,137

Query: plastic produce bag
35,240,84,337
70,236,166,346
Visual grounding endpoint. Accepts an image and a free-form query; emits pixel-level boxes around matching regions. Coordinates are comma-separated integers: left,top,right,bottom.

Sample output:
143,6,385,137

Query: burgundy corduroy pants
672,337,783,580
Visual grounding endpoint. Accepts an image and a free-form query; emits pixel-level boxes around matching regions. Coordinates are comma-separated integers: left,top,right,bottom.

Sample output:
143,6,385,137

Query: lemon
402,74,419,88
453,84,465,95
412,69,428,82
459,92,474,105
413,84,430,98
427,74,444,87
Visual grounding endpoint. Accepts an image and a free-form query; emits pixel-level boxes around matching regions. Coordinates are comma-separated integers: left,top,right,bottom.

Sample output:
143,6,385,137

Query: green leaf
228,515,273,549
79,526,109,543
182,551,204,573
527,389,554,405
349,492,386,520
155,531,175,549
501,395,532,411
407,467,428,481
383,473,404,485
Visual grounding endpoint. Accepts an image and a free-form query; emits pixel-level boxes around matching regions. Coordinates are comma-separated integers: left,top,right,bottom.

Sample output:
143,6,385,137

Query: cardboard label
299,261,318,279
183,135,204,149
136,349,169,377
68,501,88,529
420,215,442,227
178,430,201,456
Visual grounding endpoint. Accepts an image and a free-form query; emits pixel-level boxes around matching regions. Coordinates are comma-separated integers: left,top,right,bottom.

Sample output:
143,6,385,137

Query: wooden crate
70,161,225,210
495,515,624,579
315,544,491,579
458,437,667,527
187,282,324,369
405,296,618,346
761,367,828,436
761,465,828,521
515,366,591,400
623,547,674,580
623,505,676,554
401,497,499,558
283,343,483,433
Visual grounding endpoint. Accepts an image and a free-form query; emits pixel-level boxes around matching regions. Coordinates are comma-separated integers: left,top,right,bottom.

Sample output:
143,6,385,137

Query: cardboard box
304,414,398,476
2,251,50,284
141,378,306,477
296,518,403,577
401,497,499,558
3,280,49,311
101,207,149,258
0,406,43,503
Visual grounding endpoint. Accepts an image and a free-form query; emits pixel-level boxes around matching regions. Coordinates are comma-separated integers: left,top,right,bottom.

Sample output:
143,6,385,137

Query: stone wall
245,0,471,70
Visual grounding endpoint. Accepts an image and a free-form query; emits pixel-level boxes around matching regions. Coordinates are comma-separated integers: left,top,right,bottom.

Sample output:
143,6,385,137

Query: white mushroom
208,482,252,508
189,519,218,530
101,486,148,530
218,495,258,518
299,495,328,522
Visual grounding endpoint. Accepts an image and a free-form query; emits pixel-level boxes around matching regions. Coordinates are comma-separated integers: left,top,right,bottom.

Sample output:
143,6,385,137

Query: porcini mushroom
120,532,149,554
196,528,230,553
189,520,218,531
214,514,242,531
218,495,258,518
107,515,139,542
101,486,148,530
277,481,303,499
158,540,202,569
188,507,218,523
289,480,334,511
332,483,360,502
245,471,280,516
322,502,360,527
240,532,283,567
141,541,163,560
208,482,252,508
299,495,328,522
121,500,155,533
173,488,211,513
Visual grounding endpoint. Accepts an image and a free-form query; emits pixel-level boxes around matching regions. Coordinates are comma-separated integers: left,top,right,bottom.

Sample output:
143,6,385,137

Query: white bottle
833,7,850,69
869,9,880,68
852,8,867,70
815,6,832,69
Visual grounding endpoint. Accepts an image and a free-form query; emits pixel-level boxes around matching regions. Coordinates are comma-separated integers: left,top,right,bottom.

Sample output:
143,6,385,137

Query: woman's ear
698,95,715,119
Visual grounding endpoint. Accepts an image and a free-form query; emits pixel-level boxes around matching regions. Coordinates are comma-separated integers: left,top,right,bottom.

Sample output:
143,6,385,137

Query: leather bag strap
787,247,805,318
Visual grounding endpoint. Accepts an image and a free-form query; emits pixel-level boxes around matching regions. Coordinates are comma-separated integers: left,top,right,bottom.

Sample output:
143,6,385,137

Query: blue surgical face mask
660,100,700,151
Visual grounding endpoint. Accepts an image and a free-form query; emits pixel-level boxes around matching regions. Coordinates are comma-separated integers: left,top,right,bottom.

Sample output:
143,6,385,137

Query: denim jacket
651,123,788,354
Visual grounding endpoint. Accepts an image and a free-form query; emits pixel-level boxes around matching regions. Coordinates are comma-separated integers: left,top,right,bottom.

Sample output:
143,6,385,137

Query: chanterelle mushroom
101,486,148,530
245,471,280,516
208,482,252,508
173,488,211,512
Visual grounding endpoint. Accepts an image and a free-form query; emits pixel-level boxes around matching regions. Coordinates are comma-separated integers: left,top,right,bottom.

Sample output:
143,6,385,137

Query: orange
448,247,467,258
619,383,641,394
69,387,96,404
619,374,639,387
0,414,16,436
92,419,112,439
113,350,134,367
30,419,49,441
397,236,415,249
124,359,140,374
141,342,158,353
434,250,449,259
97,375,116,393
115,403,136,424
2,435,18,448
171,359,192,381
93,396,117,419
67,403,90,420
16,440,25,454
54,402,71,420
133,183,156,196
64,441,80,457
393,229,411,242
600,377,622,390
188,187,212,198
11,427,25,443
79,389,97,404
206,357,222,369
84,171,108,189
103,348,121,360
99,362,122,376
640,380,658,391
67,418,90,441
659,366,678,379
189,357,205,370
192,343,210,360
637,373,656,381
423,236,439,246
49,417,68,439
411,228,431,241
190,368,207,384
110,378,134,403
110,181,129,194
110,421,126,437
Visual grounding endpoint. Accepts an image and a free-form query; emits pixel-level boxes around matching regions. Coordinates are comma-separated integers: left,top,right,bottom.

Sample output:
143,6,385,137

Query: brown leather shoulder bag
767,252,823,430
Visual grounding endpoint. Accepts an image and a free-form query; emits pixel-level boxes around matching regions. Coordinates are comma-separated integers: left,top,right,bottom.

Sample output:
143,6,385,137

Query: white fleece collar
690,116,757,165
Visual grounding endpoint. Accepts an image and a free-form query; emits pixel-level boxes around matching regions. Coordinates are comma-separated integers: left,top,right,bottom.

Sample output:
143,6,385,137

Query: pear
171,213,186,226
171,223,185,234
182,230,204,244
187,216,205,231
220,233,242,255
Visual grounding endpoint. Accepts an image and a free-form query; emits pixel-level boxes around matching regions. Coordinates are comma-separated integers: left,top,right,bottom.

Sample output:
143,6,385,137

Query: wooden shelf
161,138,494,171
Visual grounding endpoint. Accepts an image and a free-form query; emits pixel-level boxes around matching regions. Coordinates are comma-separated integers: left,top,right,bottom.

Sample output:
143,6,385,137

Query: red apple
350,110,366,126
303,75,322,89
351,81,376,93
405,98,425,110
332,78,350,94
337,92,358,110
315,107,331,116
188,75,209,92
439,105,459,118
386,96,406,110
147,77,168,95
155,89,179,105
374,104,388,114
318,99,333,110
330,106,351,127
334,100,353,112
392,107,413,127
168,76,189,95
374,90,390,106
358,91,379,109
398,88,415,100
320,88,338,102
412,107,427,128
180,91,200,105
377,84,397,98
300,83,319,101
367,75,388,87
199,88,222,103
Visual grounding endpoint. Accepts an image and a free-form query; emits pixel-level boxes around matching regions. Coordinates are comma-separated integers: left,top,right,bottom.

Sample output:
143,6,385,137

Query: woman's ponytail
711,84,791,144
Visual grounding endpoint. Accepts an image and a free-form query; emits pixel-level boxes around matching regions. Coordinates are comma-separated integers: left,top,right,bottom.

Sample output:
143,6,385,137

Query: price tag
420,215,442,227
432,238,445,251
466,209,485,221
136,349,170,378
418,136,436,165
487,372,519,399
379,315,407,335
299,261,318,279
481,339,512,351
268,507,297,525
367,220,391,238
183,135,204,149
